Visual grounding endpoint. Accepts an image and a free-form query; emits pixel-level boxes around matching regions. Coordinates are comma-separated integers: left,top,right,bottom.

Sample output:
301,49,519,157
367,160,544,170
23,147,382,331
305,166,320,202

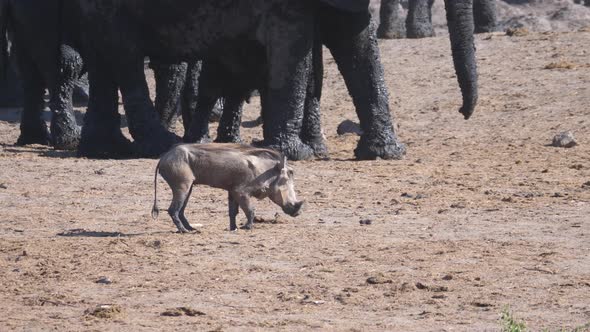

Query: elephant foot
50,114,81,150
377,25,406,39
303,137,329,159
133,127,180,158
256,137,314,161
17,120,51,146
78,128,134,159
407,27,435,39
354,135,406,160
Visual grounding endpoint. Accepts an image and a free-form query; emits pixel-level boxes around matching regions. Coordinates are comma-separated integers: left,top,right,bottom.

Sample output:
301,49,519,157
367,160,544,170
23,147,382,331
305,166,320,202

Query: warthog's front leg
228,192,239,231
237,195,255,230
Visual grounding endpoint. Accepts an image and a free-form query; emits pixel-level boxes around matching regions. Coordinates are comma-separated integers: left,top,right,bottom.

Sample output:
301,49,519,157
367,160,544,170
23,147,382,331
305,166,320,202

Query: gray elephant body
74,0,411,160
182,1,478,160
75,0,317,159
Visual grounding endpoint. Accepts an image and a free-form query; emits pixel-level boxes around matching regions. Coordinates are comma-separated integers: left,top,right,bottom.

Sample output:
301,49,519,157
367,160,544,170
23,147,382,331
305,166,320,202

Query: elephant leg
473,0,497,33
180,61,201,135
377,0,405,39
215,95,244,144
14,48,50,147
185,61,217,143
150,60,188,131
260,7,314,161
300,35,328,158
78,58,133,158
48,45,82,150
117,59,179,157
322,8,405,160
406,0,435,39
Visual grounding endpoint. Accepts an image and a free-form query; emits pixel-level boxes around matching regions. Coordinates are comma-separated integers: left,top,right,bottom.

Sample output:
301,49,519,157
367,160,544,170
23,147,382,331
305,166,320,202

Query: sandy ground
1,23,590,332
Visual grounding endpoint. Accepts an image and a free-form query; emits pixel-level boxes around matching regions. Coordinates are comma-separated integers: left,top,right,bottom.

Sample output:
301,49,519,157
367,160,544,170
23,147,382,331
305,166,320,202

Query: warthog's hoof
240,224,253,230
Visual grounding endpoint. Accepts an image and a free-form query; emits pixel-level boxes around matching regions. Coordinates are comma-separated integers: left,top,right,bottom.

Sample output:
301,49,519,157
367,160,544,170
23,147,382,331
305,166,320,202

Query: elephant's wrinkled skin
75,0,319,160
0,0,84,150
186,2,478,159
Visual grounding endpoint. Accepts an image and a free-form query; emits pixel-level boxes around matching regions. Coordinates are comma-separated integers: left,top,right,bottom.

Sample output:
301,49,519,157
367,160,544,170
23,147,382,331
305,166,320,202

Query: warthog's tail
151,161,161,219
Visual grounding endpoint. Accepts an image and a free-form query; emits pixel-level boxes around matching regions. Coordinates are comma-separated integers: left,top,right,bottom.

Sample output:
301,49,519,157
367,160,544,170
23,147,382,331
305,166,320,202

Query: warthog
152,143,304,233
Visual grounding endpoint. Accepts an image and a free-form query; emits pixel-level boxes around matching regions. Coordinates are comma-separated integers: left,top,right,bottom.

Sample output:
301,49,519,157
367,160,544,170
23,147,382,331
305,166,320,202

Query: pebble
96,276,112,284
551,131,577,148
336,120,363,136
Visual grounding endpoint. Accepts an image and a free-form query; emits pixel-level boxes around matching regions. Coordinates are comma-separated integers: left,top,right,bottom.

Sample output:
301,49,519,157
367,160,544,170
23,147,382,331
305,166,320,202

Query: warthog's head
269,156,303,217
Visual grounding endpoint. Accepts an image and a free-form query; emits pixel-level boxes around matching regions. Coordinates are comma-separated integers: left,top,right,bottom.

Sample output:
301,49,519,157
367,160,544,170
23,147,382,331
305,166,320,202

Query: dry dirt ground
1,28,590,332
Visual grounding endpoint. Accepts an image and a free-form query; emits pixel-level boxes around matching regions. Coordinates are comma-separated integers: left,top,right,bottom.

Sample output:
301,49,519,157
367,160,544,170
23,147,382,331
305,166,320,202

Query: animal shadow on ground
56,228,170,238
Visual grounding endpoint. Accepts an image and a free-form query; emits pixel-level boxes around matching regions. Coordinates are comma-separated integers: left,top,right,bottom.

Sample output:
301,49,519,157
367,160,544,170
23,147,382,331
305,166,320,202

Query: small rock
450,203,466,209
401,193,413,198
415,282,428,290
96,276,112,284
161,307,206,317
336,120,363,136
506,27,529,37
94,169,106,175
582,181,590,189
85,304,123,319
0,183,7,189
359,219,373,226
441,275,453,281
366,275,392,285
501,197,515,203
551,131,577,148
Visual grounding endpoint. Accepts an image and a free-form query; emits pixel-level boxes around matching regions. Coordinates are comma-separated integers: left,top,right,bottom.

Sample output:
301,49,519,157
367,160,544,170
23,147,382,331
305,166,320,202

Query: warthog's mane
238,145,283,162
190,143,283,162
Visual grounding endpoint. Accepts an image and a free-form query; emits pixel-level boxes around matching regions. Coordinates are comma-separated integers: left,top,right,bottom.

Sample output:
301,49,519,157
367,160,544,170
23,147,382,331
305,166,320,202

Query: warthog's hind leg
168,184,192,233
179,186,195,231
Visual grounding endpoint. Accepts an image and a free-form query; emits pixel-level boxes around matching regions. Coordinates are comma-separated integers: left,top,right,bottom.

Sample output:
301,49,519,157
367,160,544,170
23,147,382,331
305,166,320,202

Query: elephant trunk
444,0,478,120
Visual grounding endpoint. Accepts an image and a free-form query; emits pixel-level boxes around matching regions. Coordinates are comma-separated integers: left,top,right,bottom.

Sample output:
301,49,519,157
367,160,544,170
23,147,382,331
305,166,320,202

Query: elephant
149,59,225,134
573,0,590,6
73,0,427,160
0,0,85,150
177,35,328,158
182,1,478,160
378,0,497,39
1,0,190,157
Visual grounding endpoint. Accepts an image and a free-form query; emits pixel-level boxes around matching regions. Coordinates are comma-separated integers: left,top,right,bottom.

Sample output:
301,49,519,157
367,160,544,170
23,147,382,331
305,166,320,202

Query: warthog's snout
283,201,304,217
